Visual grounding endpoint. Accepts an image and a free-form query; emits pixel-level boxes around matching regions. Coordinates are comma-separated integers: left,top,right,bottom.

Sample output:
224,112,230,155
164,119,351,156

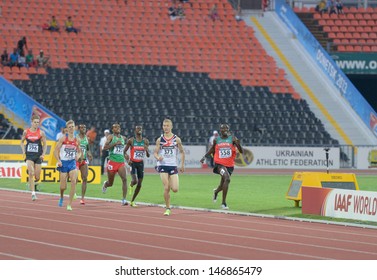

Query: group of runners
21,116,243,215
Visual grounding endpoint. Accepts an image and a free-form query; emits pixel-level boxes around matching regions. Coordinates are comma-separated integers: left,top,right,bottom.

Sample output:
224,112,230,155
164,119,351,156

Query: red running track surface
0,189,376,260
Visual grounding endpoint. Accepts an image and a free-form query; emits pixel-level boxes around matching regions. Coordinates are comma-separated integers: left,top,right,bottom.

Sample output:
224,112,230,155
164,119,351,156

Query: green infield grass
1,173,377,226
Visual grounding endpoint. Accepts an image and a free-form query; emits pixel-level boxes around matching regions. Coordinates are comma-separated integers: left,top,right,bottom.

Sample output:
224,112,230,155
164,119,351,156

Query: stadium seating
1,0,338,146
295,6,377,52
0,0,296,94
12,63,337,146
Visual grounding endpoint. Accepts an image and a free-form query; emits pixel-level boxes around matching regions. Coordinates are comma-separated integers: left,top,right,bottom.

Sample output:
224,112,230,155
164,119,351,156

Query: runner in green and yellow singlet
102,123,129,206
76,124,93,205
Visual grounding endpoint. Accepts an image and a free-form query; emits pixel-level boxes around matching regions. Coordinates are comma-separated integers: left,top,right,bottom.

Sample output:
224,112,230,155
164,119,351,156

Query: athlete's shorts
130,161,144,179
57,160,77,173
76,159,89,169
25,155,43,164
156,165,178,175
213,164,234,176
107,160,126,173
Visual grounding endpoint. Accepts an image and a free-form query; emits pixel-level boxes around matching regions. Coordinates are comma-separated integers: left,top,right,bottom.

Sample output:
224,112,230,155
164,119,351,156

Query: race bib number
219,147,231,159
27,143,39,153
80,145,86,153
64,148,76,160
134,150,144,160
163,147,174,158
114,145,124,155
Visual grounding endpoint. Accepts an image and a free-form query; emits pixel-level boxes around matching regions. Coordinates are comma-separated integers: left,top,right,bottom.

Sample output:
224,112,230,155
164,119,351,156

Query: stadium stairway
244,11,377,146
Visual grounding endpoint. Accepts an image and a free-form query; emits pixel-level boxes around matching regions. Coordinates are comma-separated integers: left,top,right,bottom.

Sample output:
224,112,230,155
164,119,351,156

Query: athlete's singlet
77,135,89,160
59,136,79,161
157,134,178,167
25,128,43,158
214,136,236,167
108,135,125,163
130,138,146,163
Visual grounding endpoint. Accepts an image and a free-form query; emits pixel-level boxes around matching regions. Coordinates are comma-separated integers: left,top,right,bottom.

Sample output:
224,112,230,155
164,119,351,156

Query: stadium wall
274,0,377,139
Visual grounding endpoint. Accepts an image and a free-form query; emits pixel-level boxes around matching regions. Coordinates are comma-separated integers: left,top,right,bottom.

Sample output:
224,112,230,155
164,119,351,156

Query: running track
0,189,377,260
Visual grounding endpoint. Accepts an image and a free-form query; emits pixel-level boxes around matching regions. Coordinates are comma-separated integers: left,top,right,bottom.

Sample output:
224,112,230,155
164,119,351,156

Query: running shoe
130,201,137,208
66,205,72,211
73,193,78,200
221,203,229,210
58,198,64,207
128,183,133,197
102,181,107,193
121,199,128,206
213,188,218,203
163,208,171,216
31,193,37,201
80,199,85,205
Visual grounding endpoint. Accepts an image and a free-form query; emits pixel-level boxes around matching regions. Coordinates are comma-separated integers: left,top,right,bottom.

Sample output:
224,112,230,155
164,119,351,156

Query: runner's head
66,120,75,134
78,124,87,134
112,123,121,134
219,123,230,137
135,124,143,136
31,115,40,129
162,118,173,134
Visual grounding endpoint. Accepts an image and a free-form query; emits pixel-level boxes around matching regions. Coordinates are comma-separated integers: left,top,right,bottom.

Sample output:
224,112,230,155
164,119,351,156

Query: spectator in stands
1,49,9,66
207,130,219,168
86,125,97,157
47,16,60,32
99,129,110,175
26,49,37,67
235,4,242,21
210,4,220,21
335,0,344,14
56,127,67,141
176,4,185,19
65,16,79,34
262,0,269,12
328,0,337,15
168,5,178,20
326,0,333,14
18,52,28,68
36,50,51,68
17,36,28,55
9,48,19,68
315,0,327,15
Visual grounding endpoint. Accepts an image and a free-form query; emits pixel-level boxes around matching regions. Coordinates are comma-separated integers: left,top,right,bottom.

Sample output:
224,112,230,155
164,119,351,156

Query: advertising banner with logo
302,187,377,222
235,146,340,169
274,0,377,138
332,53,377,75
0,162,25,178
21,165,101,184
0,76,66,140
355,146,377,169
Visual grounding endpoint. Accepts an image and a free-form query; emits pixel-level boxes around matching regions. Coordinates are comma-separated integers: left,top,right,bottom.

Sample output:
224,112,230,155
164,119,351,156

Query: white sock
32,191,36,195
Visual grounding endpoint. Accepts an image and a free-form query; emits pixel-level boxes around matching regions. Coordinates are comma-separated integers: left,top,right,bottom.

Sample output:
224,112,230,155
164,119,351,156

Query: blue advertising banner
0,76,66,140
274,0,377,138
